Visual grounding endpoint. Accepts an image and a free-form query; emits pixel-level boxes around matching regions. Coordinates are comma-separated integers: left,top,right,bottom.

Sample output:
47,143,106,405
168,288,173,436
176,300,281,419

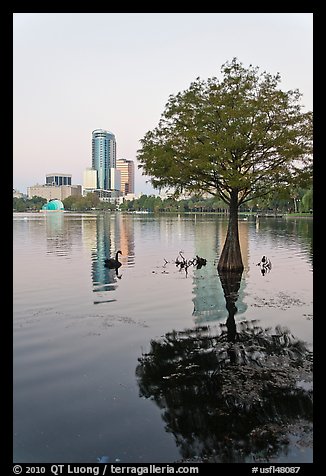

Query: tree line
13,185,312,214
119,187,312,214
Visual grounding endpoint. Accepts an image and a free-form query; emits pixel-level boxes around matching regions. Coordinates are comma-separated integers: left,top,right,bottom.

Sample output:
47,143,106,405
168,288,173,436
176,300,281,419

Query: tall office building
116,159,135,195
92,129,117,191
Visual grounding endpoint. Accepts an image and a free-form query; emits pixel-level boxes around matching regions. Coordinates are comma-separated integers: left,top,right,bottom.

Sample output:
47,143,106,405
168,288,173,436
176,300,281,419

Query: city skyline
13,13,313,196
16,126,141,197
24,129,136,201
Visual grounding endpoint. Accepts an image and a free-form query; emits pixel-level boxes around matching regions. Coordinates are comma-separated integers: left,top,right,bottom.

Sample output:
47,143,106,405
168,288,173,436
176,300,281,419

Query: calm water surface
13,213,313,463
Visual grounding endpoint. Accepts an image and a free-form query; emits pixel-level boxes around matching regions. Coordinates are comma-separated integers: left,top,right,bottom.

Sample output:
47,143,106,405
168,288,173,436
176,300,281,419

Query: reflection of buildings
91,214,135,295
45,213,82,256
192,217,248,323
91,214,119,293
81,215,98,251
119,215,136,267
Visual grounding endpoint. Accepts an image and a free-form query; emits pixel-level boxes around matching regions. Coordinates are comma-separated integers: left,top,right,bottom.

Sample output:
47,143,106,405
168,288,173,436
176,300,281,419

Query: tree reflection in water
136,270,313,463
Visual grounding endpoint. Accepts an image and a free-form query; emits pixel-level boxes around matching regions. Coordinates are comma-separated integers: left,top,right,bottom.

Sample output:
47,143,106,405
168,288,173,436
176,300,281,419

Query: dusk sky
13,13,313,196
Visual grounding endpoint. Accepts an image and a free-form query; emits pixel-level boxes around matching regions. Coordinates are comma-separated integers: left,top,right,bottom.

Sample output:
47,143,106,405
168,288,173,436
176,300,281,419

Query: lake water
13,212,313,464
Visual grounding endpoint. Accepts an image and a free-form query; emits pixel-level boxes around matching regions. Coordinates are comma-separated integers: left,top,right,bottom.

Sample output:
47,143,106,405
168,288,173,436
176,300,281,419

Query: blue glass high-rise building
92,129,117,190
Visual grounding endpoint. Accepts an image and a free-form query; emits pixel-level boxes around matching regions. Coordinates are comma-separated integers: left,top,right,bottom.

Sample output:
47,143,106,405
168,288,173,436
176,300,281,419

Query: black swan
105,250,122,269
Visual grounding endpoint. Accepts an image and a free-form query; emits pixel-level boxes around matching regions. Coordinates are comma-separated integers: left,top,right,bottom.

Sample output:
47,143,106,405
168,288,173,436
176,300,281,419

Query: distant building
28,172,82,201
13,189,26,199
46,173,72,186
117,193,136,204
83,168,98,194
116,159,135,195
27,184,82,201
110,168,121,192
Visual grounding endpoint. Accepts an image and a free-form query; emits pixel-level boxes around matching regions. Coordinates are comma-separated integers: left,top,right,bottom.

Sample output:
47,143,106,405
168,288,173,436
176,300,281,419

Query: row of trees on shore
118,186,313,214
13,185,312,214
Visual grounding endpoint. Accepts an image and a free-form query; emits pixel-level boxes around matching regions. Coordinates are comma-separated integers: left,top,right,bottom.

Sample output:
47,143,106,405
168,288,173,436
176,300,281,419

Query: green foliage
301,187,313,212
62,193,116,211
13,195,47,211
137,58,313,207
119,183,312,215
120,195,163,212
13,187,312,215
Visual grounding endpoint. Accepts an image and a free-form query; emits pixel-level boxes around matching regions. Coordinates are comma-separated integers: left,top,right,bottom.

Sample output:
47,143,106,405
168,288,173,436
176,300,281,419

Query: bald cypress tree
137,58,312,271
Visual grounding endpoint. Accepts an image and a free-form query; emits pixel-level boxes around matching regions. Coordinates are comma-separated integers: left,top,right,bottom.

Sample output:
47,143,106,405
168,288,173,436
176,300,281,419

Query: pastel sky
13,12,313,195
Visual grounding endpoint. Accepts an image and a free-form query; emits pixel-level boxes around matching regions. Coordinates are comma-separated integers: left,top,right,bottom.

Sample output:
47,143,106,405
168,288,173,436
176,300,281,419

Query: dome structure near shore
41,199,64,211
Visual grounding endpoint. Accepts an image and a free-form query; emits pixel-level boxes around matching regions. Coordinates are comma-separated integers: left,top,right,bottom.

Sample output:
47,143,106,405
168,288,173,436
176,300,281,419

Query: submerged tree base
217,192,244,272
217,255,244,273
217,229,244,272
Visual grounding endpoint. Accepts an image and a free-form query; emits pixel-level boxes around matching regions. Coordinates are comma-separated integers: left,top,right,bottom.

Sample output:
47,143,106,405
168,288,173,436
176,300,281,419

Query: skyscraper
92,129,116,191
116,158,135,195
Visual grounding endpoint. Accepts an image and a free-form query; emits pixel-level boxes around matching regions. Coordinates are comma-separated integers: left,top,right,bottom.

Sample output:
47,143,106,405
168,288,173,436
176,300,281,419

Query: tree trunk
217,190,244,272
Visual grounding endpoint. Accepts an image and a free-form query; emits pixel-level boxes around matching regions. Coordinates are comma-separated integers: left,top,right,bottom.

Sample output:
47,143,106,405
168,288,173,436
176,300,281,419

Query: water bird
256,255,272,275
195,255,207,267
257,255,271,267
175,251,186,268
105,250,122,269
